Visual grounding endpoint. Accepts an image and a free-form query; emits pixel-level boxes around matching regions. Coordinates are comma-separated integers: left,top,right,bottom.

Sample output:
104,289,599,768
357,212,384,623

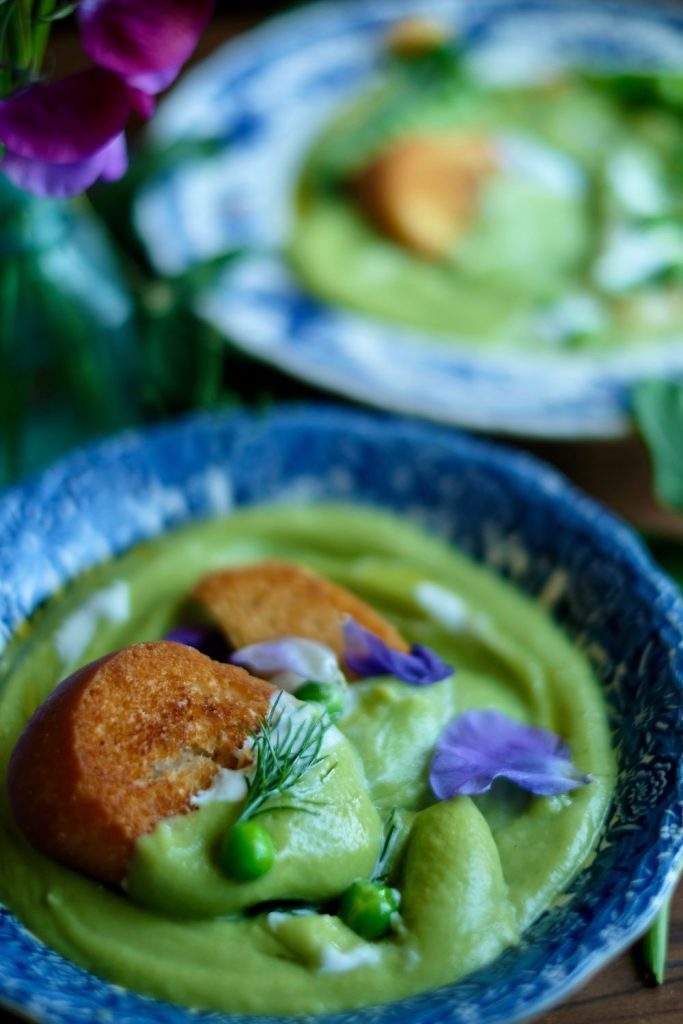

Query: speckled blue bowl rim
0,404,681,1024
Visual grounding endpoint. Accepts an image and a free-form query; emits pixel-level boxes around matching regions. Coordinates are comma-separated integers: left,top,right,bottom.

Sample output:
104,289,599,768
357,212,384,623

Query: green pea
296,680,345,720
338,879,400,940
221,821,275,881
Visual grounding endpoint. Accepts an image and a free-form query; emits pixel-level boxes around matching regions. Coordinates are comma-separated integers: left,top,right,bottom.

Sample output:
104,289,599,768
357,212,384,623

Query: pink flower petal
79,0,214,84
0,133,128,198
0,69,129,164
430,708,592,799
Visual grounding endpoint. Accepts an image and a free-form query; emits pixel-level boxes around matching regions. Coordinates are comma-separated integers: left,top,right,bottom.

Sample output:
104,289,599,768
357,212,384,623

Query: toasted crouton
353,134,495,259
192,561,408,672
386,18,449,58
8,641,274,884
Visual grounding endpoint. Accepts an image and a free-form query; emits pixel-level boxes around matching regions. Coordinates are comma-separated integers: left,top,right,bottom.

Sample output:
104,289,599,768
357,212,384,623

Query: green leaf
632,379,683,514
647,538,683,588
582,70,683,113
641,899,671,985
639,536,682,988
39,2,80,24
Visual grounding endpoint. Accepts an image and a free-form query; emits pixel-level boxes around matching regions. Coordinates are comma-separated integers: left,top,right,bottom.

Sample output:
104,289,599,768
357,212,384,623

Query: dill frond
236,693,336,825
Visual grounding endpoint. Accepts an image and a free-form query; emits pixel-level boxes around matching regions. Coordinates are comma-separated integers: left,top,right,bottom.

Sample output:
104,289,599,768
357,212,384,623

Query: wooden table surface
1,7,682,1023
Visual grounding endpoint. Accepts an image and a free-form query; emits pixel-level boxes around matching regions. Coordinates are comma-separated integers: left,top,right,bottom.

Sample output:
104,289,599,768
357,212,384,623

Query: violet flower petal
0,133,127,198
127,67,179,97
96,132,128,181
164,625,230,661
342,617,452,685
430,708,592,799
79,0,214,86
165,625,215,649
0,69,129,164
231,638,342,686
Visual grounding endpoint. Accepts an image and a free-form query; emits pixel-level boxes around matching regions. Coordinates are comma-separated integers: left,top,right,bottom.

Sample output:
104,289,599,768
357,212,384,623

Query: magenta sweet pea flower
0,68,129,197
430,709,592,799
79,0,214,105
342,617,453,685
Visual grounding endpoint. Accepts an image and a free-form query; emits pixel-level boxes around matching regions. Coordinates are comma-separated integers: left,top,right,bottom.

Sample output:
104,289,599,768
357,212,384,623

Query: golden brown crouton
353,134,495,259
386,18,449,58
8,641,274,884
192,561,408,672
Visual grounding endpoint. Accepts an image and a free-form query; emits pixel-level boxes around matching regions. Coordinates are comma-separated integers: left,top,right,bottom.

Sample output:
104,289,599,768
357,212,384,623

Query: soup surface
291,45,683,353
0,505,614,1014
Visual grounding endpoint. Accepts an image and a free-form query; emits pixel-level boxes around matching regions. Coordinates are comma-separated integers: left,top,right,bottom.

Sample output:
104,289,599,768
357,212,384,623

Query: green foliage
0,183,138,484
641,536,683,986
39,2,80,24
641,899,671,985
648,537,683,590
0,128,328,487
633,379,683,515
0,0,57,93
583,69,683,113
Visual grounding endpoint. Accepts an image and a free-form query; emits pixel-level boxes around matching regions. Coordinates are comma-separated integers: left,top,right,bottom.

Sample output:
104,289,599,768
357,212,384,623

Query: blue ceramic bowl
136,0,683,439
0,405,681,1024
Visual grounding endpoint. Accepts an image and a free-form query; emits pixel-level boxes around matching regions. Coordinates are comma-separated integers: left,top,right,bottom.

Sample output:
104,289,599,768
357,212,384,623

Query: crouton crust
8,641,274,884
192,561,408,671
386,17,449,58
353,133,495,259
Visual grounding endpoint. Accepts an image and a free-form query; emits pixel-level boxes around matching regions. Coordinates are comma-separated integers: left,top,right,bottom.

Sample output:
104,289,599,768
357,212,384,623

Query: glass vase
0,177,138,486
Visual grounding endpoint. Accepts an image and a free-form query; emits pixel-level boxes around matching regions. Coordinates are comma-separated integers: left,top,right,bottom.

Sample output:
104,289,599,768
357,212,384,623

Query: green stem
0,1,18,96
0,0,56,93
194,325,224,409
31,0,55,74
9,0,32,76
641,898,671,985
0,255,24,481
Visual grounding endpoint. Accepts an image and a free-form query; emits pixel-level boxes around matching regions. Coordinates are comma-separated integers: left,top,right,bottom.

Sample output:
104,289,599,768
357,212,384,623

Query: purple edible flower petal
165,625,215,649
231,637,342,686
0,69,129,164
164,625,230,662
430,709,592,799
79,0,214,97
342,617,452,685
96,133,128,181
0,133,127,198
127,67,179,97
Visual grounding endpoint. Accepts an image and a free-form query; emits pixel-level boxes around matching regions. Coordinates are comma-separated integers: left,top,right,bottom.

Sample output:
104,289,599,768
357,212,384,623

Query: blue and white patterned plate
135,0,683,439
0,405,682,1024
